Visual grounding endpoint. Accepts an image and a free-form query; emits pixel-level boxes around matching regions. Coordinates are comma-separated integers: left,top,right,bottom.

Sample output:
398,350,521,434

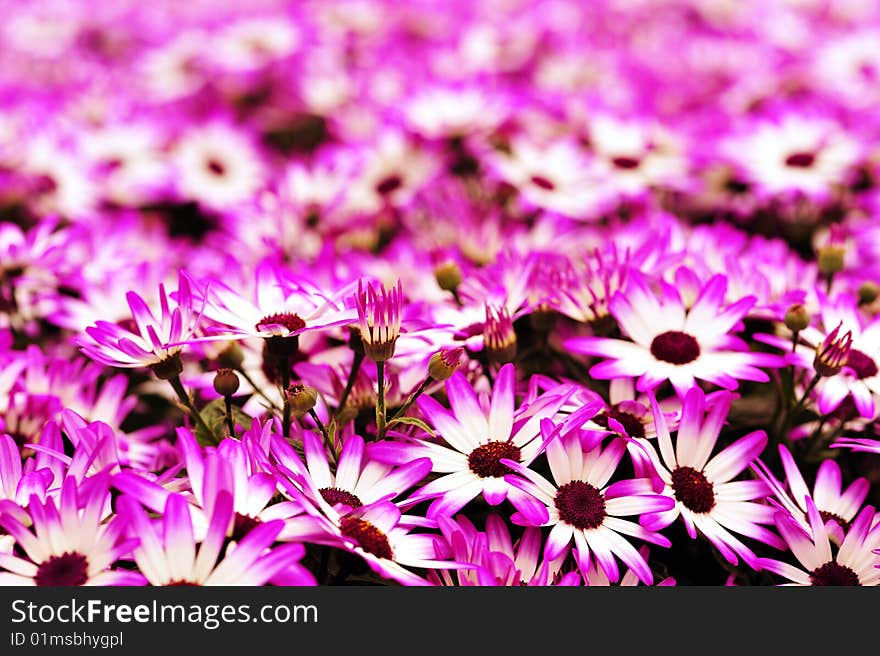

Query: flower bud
783,304,809,333
287,384,318,418
213,368,240,396
216,342,244,369
428,347,465,381
434,261,462,293
858,281,879,306
817,246,845,276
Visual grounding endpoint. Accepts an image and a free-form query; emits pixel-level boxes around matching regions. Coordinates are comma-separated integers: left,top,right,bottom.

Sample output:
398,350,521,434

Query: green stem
792,373,821,417
308,409,336,467
224,395,235,437
237,368,281,411
335,351,365,420
375,360,387,440
279,358,291,440
168,376,217,444
388,377,432,424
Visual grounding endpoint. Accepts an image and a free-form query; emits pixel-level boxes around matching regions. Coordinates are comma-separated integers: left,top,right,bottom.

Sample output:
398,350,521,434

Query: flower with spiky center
502,425,674,584
639,387,784,568
428,347,465,381
0,475,144,586
355,279,403,362
117,491,313,586
758,500,880,586
759,294,880,418
813,322,853,377
77,272,198,375
373,364,582,522
185,261,358,345
752,445,869,545
431,514,581,586
483,303,516,365
565,272,781,397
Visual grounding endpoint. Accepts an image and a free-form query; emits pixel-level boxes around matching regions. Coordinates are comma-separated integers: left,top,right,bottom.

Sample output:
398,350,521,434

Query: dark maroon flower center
809,561,860,586
34,552,89,586
166,580,199,586
594,406,646,439
256,312,306,333
375,174,403,195
650,331,701,365
319,487,364,509
529,174,556,190
555,481,606,529
724,177,750,194
468,441,522,478
845,349,878,379
340,516,393,560
231,513,262,542
671,466,715,513
611,156,641,170
206,158,227,176
819,511,850,532
784,152,816,168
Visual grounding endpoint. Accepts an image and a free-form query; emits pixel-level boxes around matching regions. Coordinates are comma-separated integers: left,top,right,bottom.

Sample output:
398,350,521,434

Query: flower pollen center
784,152,816,168
375,174,403,195
468,441,521,478
671,466,715,513
529,174,556,190
319,487,364,510
256,312,306,333
611,156,641,170
594,406,646,438
555,481,606,529
846,349,878,380
810,561,860,586
819,511,850,532
35,552,89,586
231,513,262,542
340,516,393,560
650,330,701,365
206,158,227,176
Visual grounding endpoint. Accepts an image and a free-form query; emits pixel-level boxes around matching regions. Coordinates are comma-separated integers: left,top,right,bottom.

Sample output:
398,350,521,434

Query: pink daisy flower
758,499,880,586
565,272,780,396
752,444,870,544
117,491,313,586
77,272,198,374
502,425,674,584
375,363,580,522
639,387,783,568
0,475,144,586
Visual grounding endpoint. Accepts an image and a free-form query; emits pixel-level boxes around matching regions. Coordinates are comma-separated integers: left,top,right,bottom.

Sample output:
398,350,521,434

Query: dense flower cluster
2,0,880,587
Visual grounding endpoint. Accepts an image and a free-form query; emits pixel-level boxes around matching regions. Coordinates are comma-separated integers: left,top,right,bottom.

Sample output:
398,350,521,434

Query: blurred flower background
1,0,880,587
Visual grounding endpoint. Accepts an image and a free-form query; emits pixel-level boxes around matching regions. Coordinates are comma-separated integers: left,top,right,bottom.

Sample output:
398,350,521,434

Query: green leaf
194,398,254,446
386,416,434,436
